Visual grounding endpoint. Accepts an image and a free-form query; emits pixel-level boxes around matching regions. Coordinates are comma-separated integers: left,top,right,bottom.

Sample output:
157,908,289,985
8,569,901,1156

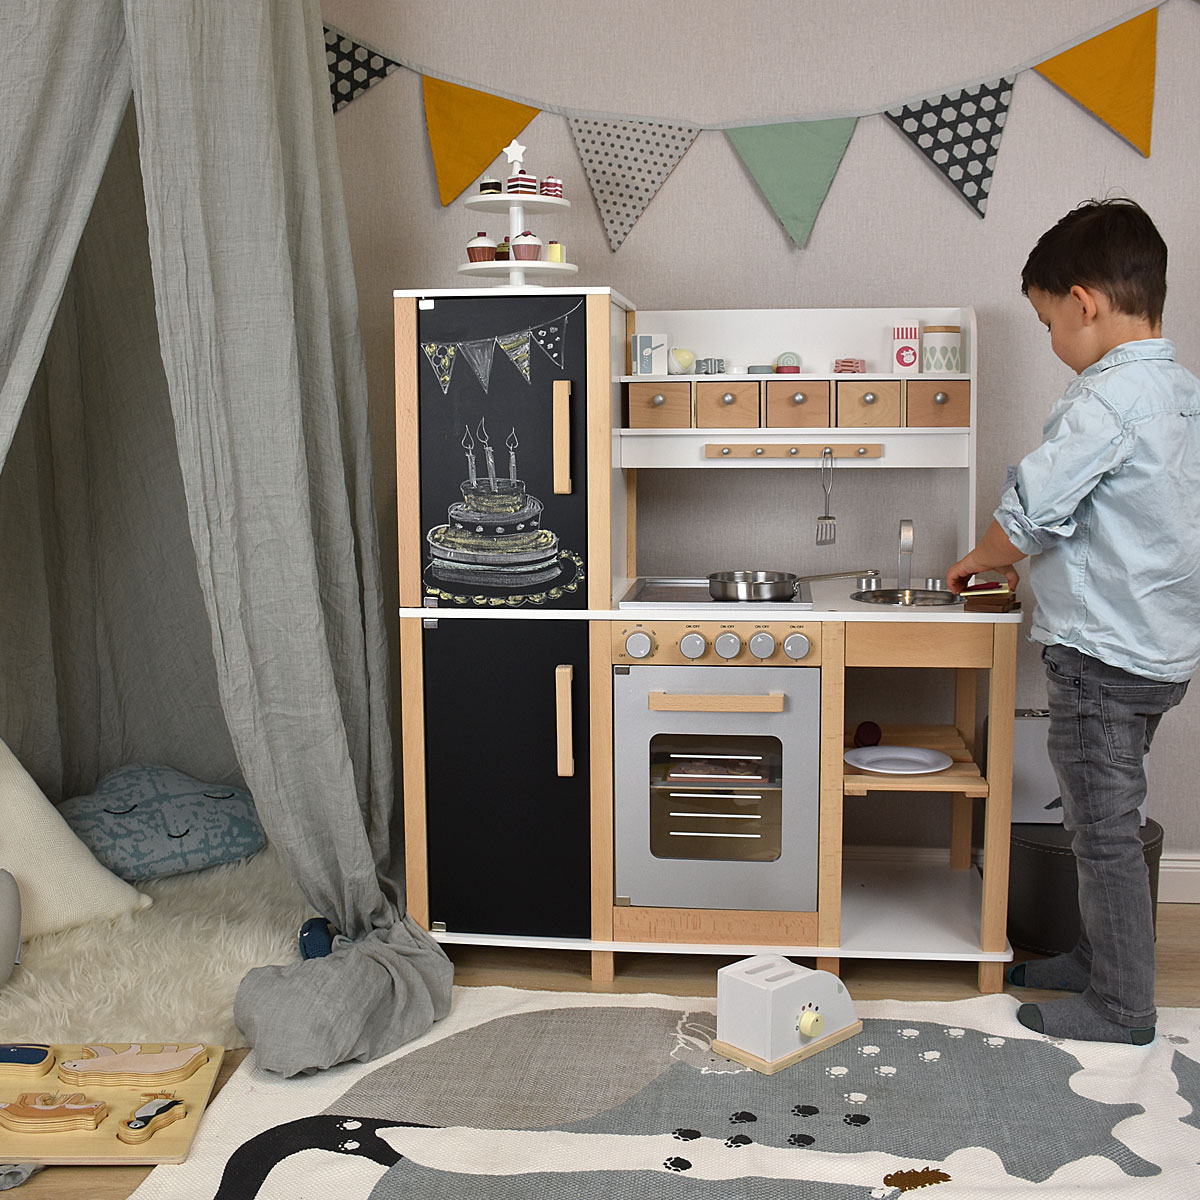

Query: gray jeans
1042,644,1188,1026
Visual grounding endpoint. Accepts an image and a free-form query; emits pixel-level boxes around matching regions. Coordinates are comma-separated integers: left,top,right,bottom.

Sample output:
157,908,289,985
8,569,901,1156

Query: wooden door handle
555,664,574,776
647,692,785,713
553,380,572,494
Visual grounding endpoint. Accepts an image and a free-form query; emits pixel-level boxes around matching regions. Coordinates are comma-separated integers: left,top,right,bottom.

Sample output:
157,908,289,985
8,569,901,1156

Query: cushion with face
59,765,265,881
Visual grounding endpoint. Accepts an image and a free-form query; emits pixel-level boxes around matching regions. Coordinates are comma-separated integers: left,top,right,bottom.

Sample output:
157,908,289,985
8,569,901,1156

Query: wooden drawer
846,622,994,667
905,379,971,427
627,381,691,428
835,380,902,427
696,381,761,428
764,380,831,427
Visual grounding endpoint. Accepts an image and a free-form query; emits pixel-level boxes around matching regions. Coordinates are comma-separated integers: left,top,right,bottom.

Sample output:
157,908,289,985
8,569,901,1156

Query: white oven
612,621,821,912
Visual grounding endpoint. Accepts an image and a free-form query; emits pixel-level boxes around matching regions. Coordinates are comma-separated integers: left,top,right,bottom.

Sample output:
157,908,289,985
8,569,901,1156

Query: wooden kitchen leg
977,961,1005,993
979,625,1018,983
949,794,973,869
817,957,841,977
590,950,614,984
950,667,976,870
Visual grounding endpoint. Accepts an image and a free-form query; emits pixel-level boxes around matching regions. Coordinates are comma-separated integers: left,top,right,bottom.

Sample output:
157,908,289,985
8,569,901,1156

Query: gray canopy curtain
0,1,452,1073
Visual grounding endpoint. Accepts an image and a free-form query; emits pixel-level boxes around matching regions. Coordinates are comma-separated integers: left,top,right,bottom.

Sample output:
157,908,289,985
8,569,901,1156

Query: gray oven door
613,665,820,911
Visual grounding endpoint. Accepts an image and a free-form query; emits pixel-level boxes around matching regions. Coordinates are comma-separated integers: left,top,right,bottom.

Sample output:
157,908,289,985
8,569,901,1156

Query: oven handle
647,692,785,713
555,664,575,775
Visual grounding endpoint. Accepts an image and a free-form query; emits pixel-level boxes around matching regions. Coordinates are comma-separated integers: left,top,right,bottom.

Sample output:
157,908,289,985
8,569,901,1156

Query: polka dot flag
885,76,1015,217
325,26,401,113
568,118,699,251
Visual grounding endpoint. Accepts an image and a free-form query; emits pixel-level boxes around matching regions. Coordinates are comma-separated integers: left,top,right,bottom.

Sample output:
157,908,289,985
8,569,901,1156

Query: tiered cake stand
458,194,578,286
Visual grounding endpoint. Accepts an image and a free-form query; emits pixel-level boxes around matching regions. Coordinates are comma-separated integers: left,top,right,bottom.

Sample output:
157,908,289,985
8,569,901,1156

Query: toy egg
667,347,696,375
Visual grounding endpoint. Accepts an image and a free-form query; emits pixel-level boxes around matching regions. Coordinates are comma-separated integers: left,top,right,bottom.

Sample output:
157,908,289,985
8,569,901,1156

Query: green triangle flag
726,117,857,248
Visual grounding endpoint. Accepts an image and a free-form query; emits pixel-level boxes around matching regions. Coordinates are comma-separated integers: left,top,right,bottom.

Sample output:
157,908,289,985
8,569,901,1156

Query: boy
946,199,1200,1045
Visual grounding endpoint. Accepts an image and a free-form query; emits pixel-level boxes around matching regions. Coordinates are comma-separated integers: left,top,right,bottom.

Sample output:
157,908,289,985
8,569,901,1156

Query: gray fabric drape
0,0,452,1074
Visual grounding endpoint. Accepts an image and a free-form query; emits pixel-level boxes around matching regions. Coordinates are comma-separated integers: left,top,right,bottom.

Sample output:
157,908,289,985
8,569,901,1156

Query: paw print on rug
788,1132,815,1147
729,1110,757,1124
844,1091,869,1105
825,1065,850,1078
664,1156,692,1172
874,1064,897,1077
725,1133,753,1148
844,1113,871,1127
983,1036,1006,1048
337,1119,362,1152
671,1128,701,1142
919,1050,941,1062
898,1028,921,1039
792,1104,819,1117
858,1044,881,1056
945,1027,966,1038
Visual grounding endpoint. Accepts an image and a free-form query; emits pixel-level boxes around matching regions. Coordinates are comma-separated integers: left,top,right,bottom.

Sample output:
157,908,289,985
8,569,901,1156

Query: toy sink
712,954,862,1074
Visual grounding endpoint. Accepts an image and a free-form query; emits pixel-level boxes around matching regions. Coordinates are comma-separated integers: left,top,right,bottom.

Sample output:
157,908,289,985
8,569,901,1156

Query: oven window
648,734,782,861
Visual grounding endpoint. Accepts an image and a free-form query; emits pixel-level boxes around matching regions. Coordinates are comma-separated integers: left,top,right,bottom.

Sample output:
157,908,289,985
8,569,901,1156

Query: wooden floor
22,903,1198,1200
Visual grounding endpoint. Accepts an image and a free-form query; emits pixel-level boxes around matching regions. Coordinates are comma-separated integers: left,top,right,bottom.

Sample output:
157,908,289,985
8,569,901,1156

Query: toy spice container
467,232,496,262
922,326,961,373
547,240,565,262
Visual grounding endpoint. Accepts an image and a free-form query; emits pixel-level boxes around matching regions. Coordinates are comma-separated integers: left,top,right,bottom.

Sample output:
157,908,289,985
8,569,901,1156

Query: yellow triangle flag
423,76,539,205
1035,9,1157,156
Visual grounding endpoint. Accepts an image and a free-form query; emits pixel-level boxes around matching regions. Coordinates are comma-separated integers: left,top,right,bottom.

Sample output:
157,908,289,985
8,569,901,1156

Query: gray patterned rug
130,986,1200,1199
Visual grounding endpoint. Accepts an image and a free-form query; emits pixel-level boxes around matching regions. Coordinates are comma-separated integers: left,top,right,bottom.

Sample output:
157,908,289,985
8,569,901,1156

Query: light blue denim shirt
995,338,1200,682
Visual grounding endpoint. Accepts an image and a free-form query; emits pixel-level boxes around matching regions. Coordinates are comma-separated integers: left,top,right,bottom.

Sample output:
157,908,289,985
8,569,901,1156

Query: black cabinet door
422,618,591,937
416,294,590,610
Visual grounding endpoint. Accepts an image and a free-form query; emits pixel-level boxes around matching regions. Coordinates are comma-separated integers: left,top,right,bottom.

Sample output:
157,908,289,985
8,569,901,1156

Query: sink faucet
897,519,914,592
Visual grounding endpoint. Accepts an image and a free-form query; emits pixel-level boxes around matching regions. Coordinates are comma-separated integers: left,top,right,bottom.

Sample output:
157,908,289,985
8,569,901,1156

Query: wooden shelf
843,723,988,796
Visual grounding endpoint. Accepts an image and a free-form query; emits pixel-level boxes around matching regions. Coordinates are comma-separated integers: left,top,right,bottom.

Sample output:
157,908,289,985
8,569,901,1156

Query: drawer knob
862,391,877,405
857,446,868,456
721,446,731,455
788,446,799,456
934,391,949,404
754,446,764,455
651,393,666,406
791,391,806,404
721,392,736,405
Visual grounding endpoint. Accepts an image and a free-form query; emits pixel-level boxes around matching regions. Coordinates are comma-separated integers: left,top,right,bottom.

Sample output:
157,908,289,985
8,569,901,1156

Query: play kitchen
394,290,1021,996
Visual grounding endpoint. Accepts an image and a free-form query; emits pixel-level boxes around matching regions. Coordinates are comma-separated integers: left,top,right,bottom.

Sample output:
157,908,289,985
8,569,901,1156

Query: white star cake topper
502,138,526,166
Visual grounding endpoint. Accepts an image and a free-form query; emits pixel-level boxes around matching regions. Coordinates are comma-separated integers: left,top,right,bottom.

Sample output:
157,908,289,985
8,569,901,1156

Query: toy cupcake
495,237,511,261
512,230,542,261
467,232,496,262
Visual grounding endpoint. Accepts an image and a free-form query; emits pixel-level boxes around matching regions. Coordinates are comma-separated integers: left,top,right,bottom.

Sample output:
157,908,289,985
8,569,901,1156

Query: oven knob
749,632,776,659
679,632,706,659
714,632,742,659
624,631,654,659
783,633,811,660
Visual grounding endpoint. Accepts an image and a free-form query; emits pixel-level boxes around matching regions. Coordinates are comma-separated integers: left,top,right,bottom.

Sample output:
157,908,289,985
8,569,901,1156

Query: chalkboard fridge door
422,617,591,937
417,294,589,610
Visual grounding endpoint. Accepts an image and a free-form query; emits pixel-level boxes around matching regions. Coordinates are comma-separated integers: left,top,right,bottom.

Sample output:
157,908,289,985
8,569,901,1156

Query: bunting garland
885,78,1015,218
419,303,582,395
326,2,1168,246
568,119,700,250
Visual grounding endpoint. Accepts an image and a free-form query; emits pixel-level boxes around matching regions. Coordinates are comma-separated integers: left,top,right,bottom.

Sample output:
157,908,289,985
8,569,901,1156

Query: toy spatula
816,447,836,544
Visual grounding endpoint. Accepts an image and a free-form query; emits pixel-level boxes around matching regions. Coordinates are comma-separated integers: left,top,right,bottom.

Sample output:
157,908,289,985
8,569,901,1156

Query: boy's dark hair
1021,198,1167,325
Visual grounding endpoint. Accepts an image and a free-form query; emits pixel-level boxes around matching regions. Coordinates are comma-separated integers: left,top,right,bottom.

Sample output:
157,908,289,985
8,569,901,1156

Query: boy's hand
945,519,1024,594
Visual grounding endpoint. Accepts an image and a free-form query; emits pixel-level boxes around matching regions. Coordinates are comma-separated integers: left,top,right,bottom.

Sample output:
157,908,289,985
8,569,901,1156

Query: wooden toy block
0,1091,107,1133
117,1095,188,1145
57,1042,208,1088
0,1044,55,1080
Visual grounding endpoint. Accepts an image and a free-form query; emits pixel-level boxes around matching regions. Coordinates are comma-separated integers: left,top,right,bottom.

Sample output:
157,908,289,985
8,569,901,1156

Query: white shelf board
619,427,970,469
621,374,971,384
839,858,1009,960
464,193,571,215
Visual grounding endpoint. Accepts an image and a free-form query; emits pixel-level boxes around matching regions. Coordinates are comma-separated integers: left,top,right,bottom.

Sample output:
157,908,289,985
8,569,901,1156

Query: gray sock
1007,952,1090,992
1017,995,1155,1045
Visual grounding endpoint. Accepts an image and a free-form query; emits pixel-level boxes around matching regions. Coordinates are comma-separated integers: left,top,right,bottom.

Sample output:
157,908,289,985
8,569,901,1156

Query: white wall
325,0,1200,862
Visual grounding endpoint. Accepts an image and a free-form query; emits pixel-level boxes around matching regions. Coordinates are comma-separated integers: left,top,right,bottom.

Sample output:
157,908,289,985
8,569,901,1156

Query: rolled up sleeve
993,388,1128,558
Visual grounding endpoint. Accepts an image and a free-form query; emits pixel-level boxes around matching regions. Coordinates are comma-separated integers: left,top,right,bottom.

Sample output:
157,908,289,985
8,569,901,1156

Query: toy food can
922,326,961,373
547,240,565,262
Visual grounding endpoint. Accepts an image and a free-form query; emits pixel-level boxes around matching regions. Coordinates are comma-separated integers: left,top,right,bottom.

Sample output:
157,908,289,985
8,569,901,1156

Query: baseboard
844,844,1200,903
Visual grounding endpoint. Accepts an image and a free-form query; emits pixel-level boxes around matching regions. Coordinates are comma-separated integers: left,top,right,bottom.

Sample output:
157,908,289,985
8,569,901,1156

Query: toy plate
843,746,953,775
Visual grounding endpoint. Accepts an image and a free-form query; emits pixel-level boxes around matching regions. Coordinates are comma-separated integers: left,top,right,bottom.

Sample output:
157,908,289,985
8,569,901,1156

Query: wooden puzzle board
0,1043,224,1166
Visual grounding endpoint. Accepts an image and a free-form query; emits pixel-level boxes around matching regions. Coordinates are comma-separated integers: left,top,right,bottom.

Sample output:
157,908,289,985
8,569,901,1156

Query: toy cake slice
57,1043,209,1089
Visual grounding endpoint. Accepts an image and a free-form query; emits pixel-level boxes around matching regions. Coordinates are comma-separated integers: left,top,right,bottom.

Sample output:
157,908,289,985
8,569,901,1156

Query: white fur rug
0,846,314,1048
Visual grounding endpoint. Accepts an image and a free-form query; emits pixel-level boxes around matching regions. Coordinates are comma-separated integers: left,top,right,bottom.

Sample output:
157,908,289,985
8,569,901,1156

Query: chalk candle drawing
426,419,566,592
0,1091,108,1133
